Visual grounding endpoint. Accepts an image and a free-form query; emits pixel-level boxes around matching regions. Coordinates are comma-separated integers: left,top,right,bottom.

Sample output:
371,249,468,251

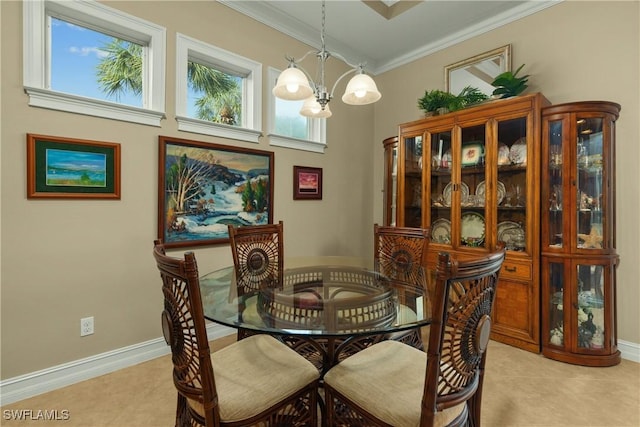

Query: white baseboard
0,324,235,406
1,329,637,406
618,339,640,363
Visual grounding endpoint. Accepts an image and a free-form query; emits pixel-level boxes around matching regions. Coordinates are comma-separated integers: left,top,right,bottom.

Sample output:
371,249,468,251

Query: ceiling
219,0,559,75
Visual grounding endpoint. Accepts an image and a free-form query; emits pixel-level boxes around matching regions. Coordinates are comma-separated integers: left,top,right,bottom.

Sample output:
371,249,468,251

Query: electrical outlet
80,316,94,337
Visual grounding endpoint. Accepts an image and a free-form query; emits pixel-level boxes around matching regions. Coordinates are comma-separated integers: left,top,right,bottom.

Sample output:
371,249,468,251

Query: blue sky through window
50,18,143,107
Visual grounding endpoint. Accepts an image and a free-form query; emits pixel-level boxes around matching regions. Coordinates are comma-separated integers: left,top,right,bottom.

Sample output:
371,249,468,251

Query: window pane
186,61,242,125
275,98,308,139
50,17,143,107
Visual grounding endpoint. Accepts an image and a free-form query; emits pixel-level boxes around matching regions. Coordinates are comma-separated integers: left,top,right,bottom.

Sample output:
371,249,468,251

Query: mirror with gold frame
445,45,511,96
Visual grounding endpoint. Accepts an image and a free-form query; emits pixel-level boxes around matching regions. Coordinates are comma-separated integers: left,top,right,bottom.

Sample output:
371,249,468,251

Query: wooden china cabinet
395,93,551,352
540,101,621,366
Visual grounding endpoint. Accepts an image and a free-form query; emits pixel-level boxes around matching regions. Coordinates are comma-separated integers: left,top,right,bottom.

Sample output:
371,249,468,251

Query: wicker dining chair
153,240,319,427
324,243,506,427
373,224,430,348
228,221,284,340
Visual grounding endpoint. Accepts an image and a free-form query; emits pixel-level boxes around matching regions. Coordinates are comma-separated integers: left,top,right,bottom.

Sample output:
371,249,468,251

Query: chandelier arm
287,49,318,65
330,50,362,70
328,67,358,98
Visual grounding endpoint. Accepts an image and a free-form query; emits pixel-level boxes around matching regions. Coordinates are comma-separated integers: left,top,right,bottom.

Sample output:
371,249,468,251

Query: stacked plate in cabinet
461,212,485,247
475,180,505,206
431,218,451,244
497,221,525,251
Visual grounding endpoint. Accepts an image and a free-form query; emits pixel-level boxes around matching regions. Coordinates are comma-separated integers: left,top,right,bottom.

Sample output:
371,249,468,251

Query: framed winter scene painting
158,136,274,248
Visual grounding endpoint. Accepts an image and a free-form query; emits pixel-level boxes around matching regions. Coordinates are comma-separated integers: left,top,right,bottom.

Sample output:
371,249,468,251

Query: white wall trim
1,332,637,406
0,324,234,406
618,339,640,364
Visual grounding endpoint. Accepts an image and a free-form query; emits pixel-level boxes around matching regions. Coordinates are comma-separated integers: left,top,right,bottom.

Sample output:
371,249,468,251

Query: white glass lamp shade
300,96,332,118
341,73,382,105
272,67,314,101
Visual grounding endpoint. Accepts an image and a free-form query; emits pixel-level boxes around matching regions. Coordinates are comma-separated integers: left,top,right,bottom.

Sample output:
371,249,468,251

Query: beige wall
0,0,375,379
1,0,638,380
372,1,640,345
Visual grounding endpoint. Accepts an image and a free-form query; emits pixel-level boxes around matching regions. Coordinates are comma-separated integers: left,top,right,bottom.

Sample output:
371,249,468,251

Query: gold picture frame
445,45,511,96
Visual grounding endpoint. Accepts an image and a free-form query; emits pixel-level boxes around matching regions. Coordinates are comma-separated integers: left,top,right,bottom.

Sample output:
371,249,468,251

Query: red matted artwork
293,166,322,200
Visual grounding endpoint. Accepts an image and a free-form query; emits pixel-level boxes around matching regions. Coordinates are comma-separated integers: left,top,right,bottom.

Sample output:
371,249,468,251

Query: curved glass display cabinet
541,101,621,366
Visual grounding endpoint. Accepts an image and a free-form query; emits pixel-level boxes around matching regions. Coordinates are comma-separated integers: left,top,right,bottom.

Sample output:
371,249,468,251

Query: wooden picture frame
293,166,322,200
158,136,274,249
26,133,121,199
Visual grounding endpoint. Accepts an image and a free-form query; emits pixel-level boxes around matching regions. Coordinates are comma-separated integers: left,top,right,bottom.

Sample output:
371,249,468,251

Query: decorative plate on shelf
498,142,511,165
475,180,506,206
461,142,484,167
497,221,525,250
431,218,451,244
442,182,469,207
461,212,485,246
509,137,527,165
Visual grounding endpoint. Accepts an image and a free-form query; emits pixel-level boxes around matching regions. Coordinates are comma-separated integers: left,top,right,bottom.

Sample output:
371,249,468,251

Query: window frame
23,0,166,127
267,67,327,154
175,33,262,143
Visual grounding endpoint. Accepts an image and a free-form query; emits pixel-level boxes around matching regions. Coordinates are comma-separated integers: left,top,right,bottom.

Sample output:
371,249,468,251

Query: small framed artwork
293,166,322,200
158,136,274,249
26,134,121,199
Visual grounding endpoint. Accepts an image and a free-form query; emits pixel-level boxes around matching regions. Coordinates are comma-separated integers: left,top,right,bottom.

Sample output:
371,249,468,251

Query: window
267,68,327,153
23,0,166,126
176,34,262,143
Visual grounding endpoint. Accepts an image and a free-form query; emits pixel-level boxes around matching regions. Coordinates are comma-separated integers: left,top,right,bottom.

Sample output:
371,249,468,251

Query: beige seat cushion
324,340,465,427
189,334,319,423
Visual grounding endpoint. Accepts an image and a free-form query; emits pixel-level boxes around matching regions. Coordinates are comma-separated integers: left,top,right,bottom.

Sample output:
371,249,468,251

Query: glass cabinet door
545,118,566,249
382,137,398,226
459,124,487,249
545,259,613,354
575,262,607,353
575,116,606,251
429,131,452,245
496,117,528,252
547,261,566,347
402,135,423,228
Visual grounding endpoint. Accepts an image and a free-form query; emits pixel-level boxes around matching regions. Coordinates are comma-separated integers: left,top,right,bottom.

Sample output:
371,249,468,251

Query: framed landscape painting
158,136,274,248
26,134,121,199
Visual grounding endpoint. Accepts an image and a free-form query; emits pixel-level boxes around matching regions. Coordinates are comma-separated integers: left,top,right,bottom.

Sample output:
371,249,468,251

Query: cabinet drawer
500,261,531,280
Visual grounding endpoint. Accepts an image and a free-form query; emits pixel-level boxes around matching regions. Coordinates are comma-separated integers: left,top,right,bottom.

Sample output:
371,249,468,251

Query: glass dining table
199,258,434,376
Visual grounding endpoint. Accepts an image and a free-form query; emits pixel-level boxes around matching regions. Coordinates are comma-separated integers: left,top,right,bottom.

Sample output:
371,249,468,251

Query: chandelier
272,0,381,118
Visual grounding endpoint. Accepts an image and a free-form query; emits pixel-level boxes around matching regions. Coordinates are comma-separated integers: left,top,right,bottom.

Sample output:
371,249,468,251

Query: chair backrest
228,221,284,296
373,224,430,285
153,240,218,426
421,243,506,426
